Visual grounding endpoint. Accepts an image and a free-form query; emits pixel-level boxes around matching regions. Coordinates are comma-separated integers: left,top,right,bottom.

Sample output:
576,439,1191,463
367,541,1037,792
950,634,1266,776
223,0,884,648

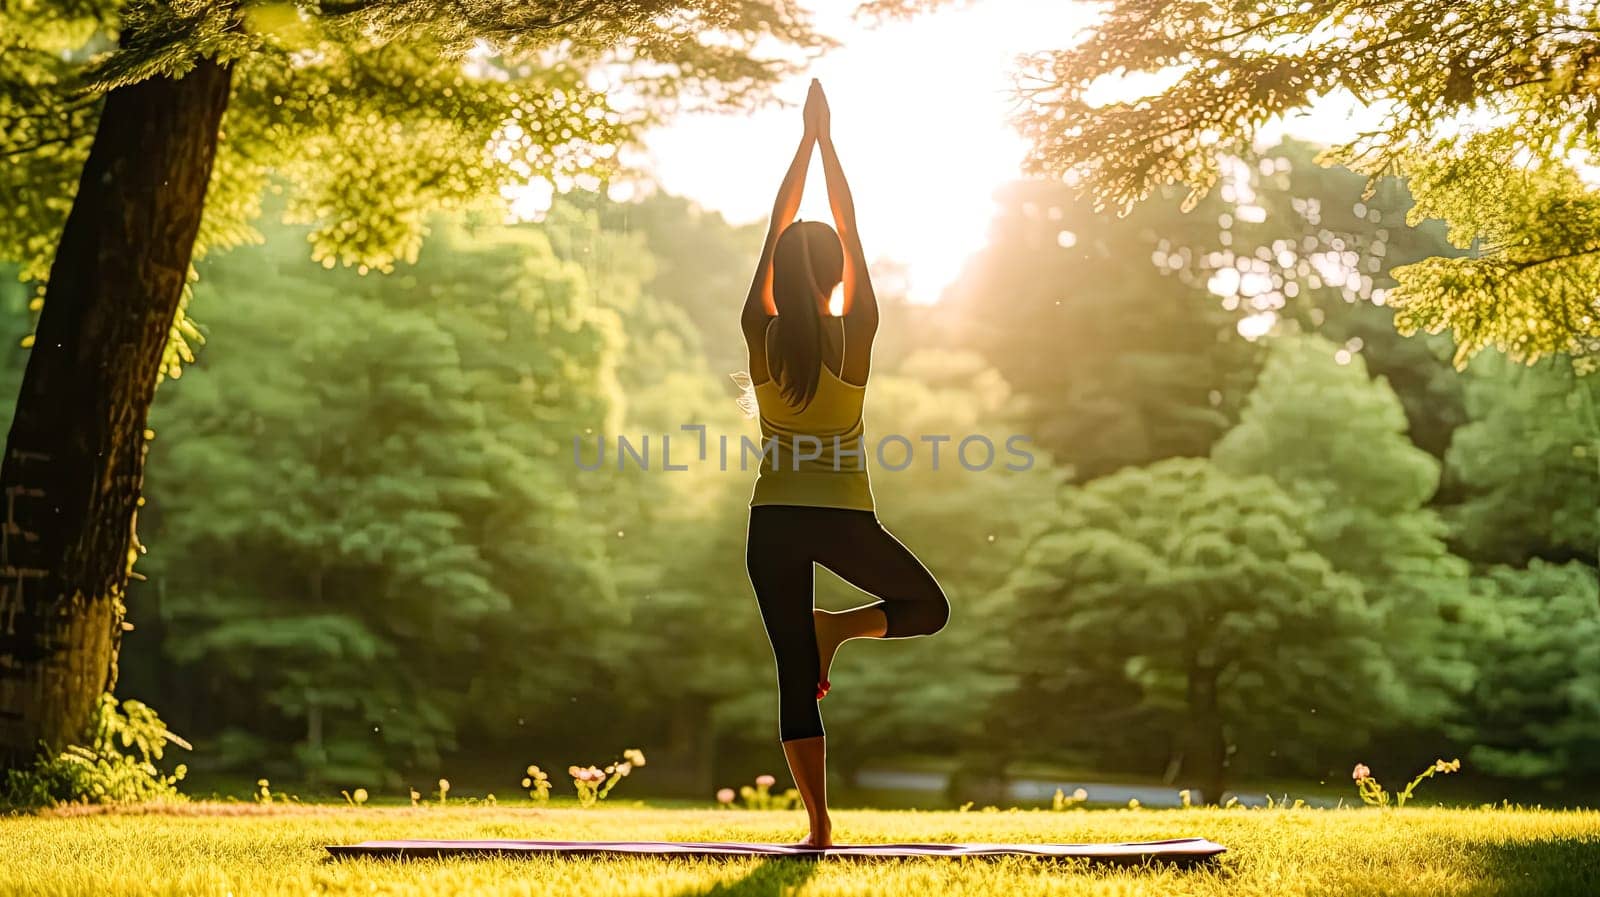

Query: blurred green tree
1451,561,1600,785
137,215,626,783
1444,354,1600,566
939,139,1471,481
999,457,1387,803
940,177,1262,480
576,190,766,377
602,479,771,793
1212,334,1474,732
555,220,774,792
1146,139,1469,460
995,0,1600,372
0,0,824,770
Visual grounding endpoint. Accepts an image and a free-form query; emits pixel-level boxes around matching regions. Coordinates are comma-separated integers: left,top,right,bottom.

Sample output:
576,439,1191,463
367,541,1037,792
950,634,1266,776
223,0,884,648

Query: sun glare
500,2,1394,306
639,0,1097,306
828,281,845,317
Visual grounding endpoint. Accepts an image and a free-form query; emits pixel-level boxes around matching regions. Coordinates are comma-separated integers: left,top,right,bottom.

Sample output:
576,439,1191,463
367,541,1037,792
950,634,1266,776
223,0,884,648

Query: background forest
3,137,1591,804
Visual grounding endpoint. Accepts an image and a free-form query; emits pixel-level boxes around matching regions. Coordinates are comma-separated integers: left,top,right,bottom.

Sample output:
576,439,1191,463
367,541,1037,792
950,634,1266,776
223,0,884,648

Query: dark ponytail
769,220,844,409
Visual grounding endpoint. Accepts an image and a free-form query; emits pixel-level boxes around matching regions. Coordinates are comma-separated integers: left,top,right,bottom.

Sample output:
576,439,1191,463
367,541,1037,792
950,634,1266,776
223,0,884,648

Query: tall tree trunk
0,57,233,771
1182,663,1227,805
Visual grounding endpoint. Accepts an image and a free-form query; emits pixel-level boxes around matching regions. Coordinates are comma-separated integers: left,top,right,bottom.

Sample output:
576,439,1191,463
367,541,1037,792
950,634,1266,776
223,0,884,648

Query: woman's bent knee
887,586,949,638
924,593,951,636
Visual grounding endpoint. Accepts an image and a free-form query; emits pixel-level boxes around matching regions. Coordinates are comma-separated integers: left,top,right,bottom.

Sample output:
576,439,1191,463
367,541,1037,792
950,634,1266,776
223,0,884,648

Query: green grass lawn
5,802,1599,896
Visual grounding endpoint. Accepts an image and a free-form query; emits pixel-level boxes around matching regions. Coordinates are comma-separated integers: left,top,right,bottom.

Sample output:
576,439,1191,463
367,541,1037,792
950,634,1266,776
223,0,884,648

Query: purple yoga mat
325,837,1226,864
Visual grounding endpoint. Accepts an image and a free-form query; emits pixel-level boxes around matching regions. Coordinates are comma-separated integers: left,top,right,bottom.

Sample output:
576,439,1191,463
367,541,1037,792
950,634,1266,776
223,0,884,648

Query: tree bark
1182,664,1227,805
0,56,233,771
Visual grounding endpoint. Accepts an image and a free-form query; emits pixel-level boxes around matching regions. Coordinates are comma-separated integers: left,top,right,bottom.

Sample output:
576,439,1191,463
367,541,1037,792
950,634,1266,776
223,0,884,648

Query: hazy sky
631,1,1376,304
636,0,1094,304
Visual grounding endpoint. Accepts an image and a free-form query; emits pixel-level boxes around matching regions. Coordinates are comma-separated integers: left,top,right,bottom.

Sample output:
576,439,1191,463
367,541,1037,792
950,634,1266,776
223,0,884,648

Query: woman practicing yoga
741,79,950,849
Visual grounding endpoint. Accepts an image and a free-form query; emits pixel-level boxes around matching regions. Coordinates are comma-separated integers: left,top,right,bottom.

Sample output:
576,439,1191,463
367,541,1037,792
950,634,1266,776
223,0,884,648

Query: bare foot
791,817,833,849
813,610,842,697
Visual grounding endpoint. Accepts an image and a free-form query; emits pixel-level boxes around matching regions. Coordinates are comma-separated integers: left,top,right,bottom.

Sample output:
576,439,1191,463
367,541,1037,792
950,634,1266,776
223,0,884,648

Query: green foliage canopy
939,139,1473,480
140,214,626,780
1213,333,1473,724
0,0,824,373
1000,457,1392,791
999,0,1600,369
1452,561,1600,783
1214,334,1451,581
1445,353,1600,565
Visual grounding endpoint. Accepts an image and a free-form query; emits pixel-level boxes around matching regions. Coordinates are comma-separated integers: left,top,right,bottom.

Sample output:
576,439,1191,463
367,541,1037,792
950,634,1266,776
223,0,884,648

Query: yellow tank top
749,322,875,512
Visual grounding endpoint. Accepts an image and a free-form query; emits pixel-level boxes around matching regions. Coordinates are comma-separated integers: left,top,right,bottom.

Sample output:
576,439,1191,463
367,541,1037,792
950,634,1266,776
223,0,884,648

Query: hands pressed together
803,78,830,141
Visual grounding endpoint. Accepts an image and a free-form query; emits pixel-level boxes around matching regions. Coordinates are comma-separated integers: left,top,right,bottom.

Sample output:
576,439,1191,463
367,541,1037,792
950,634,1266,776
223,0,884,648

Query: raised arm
818,135,874,325
813,89,876,331
742,127,815,338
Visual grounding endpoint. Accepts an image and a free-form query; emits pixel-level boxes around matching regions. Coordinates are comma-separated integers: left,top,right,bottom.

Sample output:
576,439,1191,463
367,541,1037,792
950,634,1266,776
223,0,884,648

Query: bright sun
636,0,1097,305
504,2,1385,308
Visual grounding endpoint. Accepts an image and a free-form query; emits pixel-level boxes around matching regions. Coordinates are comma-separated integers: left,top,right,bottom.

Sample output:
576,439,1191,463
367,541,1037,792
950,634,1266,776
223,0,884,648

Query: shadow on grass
323,844,1218,895
659,858,819,897
323,850,822,896
1471,836,1600,897
642,851,1218,897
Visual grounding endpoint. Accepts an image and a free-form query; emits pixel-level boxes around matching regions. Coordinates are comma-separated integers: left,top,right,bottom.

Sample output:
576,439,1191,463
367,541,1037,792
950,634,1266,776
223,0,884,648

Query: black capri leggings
745,504,950,742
